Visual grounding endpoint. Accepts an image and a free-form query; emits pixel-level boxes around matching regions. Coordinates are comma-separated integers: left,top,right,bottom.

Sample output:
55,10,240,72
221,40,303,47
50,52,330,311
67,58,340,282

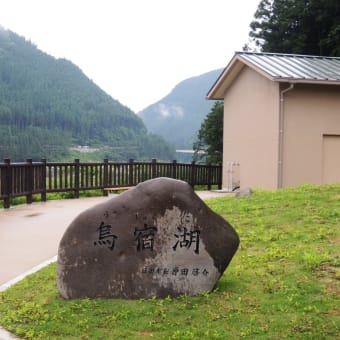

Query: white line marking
0,256,57,292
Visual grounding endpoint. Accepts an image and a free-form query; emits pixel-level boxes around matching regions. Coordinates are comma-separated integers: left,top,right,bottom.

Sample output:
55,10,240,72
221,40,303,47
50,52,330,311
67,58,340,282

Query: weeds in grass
0,184,339,339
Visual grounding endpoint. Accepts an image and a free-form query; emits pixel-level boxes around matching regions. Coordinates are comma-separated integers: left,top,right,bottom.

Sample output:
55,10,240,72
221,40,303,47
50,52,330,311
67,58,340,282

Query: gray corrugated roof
238,52,340,82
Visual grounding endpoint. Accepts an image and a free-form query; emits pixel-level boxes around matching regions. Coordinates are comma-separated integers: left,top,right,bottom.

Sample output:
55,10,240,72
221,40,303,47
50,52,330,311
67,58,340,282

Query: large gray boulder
57,177,239,299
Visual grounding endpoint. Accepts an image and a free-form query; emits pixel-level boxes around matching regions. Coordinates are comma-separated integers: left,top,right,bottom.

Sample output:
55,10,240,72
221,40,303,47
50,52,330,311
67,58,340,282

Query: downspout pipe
278,83,294,188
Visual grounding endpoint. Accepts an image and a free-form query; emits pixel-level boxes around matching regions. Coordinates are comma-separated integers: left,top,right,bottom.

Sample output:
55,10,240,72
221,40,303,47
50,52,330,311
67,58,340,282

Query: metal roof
207,52,340,99
238,52,340,82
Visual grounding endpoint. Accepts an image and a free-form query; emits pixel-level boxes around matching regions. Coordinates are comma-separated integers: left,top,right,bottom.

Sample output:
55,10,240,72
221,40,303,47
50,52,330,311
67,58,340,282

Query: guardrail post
190,161,196,188
151,158,157,178
26,159,33,204
218,163,222,189
172,160,177,179
74,159,80,198
41,159,47,202
3,158,11,209
207,163,212,190
103,159,109,196
129,159,134,186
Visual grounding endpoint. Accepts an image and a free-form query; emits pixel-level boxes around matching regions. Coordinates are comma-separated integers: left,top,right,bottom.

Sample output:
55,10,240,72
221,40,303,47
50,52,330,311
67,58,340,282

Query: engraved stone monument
57,177,239,299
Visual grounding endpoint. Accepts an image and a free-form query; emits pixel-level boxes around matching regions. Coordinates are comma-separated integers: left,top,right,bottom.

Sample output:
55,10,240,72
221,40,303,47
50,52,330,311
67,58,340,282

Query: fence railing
0,159,222,208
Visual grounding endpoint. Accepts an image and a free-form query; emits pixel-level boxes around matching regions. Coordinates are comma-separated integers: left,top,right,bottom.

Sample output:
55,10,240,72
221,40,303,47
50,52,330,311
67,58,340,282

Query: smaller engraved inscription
140,266,209,277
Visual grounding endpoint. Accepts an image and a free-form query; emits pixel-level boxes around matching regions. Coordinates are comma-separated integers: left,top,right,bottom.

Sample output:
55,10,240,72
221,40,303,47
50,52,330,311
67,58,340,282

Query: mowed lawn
0,184,339,339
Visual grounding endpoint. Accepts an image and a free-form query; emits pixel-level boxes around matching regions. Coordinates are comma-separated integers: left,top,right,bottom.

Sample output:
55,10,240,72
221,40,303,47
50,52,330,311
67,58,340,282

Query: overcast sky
0,0,260,112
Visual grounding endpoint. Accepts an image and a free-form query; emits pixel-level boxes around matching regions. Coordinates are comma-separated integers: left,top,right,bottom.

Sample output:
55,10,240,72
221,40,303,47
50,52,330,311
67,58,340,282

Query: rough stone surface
235,187,253,198
57,177,239,299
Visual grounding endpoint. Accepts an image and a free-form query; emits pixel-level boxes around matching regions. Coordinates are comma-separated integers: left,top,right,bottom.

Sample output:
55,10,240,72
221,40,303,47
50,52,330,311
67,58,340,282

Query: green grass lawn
0,184,339,339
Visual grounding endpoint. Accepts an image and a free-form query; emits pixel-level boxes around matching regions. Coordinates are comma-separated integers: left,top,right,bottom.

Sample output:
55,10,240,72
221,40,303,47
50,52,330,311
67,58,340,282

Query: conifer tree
193,101,223,164
246,0,340,56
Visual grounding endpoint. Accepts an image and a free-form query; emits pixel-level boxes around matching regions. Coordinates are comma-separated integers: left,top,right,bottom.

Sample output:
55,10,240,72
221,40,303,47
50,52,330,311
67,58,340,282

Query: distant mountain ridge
138,69,222,148
0,27,174,161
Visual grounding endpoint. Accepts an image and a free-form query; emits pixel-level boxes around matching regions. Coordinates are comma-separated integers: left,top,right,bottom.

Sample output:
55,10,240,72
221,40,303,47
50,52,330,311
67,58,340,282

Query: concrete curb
0,256,57,292
0,326,22,340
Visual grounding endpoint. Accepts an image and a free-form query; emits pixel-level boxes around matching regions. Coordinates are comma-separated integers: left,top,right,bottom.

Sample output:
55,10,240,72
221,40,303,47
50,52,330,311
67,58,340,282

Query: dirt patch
318,263,340,295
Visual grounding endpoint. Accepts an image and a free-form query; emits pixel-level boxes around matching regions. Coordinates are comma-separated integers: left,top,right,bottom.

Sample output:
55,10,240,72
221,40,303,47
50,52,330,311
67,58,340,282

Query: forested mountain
0,27,174,161
138,69,221,148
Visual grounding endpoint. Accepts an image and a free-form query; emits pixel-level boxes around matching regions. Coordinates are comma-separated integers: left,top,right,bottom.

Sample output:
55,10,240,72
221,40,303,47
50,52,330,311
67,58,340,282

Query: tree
246,0,340,56
193,101,223,164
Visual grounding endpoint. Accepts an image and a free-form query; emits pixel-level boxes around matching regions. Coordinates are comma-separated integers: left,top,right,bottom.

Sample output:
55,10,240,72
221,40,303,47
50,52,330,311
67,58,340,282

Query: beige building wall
283,84,340,186
222,67,280,190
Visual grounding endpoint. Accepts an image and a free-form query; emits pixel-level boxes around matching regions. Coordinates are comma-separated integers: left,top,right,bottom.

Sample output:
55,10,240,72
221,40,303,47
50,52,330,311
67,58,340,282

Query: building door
322,135,340,184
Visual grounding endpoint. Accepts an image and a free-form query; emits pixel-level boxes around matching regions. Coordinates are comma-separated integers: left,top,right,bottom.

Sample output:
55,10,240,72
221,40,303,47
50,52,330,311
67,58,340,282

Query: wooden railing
0,159,222,208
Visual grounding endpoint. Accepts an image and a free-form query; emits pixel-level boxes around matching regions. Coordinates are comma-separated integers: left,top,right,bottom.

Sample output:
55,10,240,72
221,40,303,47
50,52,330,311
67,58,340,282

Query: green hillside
138,69,221,148
0,27,174,161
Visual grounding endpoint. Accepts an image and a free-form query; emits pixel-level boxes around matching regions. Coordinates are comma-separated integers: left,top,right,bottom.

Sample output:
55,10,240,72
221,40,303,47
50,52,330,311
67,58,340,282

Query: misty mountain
0,27,174,161
138,69,222,148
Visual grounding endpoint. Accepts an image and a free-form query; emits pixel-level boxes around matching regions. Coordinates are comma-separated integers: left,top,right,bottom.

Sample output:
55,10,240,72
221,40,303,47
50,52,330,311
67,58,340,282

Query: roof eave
206,54,245,100
206,53,281,100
